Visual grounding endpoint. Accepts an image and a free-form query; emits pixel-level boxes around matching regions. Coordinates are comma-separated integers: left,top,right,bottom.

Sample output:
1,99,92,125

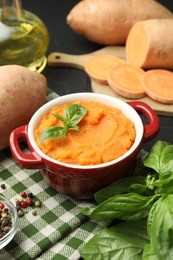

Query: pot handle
9,125,44,169
128,101,160,143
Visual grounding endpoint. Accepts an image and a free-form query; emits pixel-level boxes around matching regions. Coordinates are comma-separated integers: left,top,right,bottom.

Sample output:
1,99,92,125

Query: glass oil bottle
0,0,49,72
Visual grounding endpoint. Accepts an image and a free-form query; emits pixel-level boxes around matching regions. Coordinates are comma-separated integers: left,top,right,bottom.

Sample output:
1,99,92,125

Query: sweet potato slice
67,0,173,45
107,64,146,99
84,54,124,84
126,19,173,69
142,69,173,104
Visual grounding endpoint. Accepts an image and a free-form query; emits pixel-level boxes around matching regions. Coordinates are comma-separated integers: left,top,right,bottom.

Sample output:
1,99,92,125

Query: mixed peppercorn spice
0,202,12,239
15,191,42,217
0,183,42,240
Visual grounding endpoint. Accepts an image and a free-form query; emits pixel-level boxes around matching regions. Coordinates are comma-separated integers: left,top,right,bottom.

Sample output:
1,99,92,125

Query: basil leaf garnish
40,104,87,142
40,126,67,142
64,103,87,126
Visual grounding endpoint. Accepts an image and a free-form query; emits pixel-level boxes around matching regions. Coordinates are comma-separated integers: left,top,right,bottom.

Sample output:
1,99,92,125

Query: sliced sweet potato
126,19,173,69
107,64,146,99
67,0,173,45
142,69,173,104
84,54,124,84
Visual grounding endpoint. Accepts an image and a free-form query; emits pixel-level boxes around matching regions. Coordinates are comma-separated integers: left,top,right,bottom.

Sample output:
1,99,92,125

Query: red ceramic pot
9,93,160,199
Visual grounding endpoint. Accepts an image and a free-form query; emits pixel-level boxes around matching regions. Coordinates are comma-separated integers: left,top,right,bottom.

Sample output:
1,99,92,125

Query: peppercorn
15,201,21,207
20,200,27,208
15,197,22,203
20,191,27,198
0,184,6,190
16,205,21,212
1,213,8,218
0,203,12,239
26,198,33,206
3,207,9,213
27,193,34,199
32,210,37,216
3,226,11,233
35,200,42,207
18,209,25,217
0,202,5,209
1,219,9,227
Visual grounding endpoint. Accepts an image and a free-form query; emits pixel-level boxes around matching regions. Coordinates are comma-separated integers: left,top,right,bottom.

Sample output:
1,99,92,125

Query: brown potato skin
67,0,173,45
0,65,47,150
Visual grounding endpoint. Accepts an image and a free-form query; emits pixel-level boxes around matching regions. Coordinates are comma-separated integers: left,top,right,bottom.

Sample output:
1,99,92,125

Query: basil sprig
80,140,173,259
40,104,87,142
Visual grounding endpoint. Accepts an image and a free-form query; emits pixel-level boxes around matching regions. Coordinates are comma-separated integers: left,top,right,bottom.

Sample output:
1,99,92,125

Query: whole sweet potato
67,0,173,45
0,65,47,150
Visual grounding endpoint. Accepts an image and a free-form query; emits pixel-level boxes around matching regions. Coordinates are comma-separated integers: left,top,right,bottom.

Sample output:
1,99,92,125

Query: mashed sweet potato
34,100,136,165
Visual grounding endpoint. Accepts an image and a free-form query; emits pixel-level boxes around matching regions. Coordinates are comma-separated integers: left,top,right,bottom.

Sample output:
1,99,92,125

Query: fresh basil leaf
53,113,67,125
157,182,173,195
64,104,87,125
80,220,149,260
157,145,173,178
40,104,87,142
144,142,173,193
142,244,158,260
40,126,67,142
153,172,173,194
143,140,170,174
158,171,173,183
68,124,80,131
129,183,154,196
81,193,159,221
150,194,173,259
147,199,161,237
94,176,146,204
145,173,159,191
111,219,149,241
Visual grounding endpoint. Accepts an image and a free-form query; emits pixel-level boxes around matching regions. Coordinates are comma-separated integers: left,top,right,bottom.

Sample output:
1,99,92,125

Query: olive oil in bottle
0,0,49,72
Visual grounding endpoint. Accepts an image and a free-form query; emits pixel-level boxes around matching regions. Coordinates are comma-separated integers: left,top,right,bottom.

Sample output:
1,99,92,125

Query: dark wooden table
23,0,173,152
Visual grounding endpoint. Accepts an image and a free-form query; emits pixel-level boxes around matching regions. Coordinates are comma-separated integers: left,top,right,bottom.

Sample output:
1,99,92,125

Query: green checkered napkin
37,220,107,260
0,89,105,260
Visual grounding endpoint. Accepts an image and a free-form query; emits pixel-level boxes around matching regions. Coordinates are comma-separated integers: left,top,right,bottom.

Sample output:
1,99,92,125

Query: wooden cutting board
47,46,173,116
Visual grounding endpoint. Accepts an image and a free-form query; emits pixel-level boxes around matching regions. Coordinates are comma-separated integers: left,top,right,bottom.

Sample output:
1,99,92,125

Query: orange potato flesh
84,54,124,84
107,64,146,99
142,69,173,104
35,100,136,165
126,24,149,68
126,19,173,69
